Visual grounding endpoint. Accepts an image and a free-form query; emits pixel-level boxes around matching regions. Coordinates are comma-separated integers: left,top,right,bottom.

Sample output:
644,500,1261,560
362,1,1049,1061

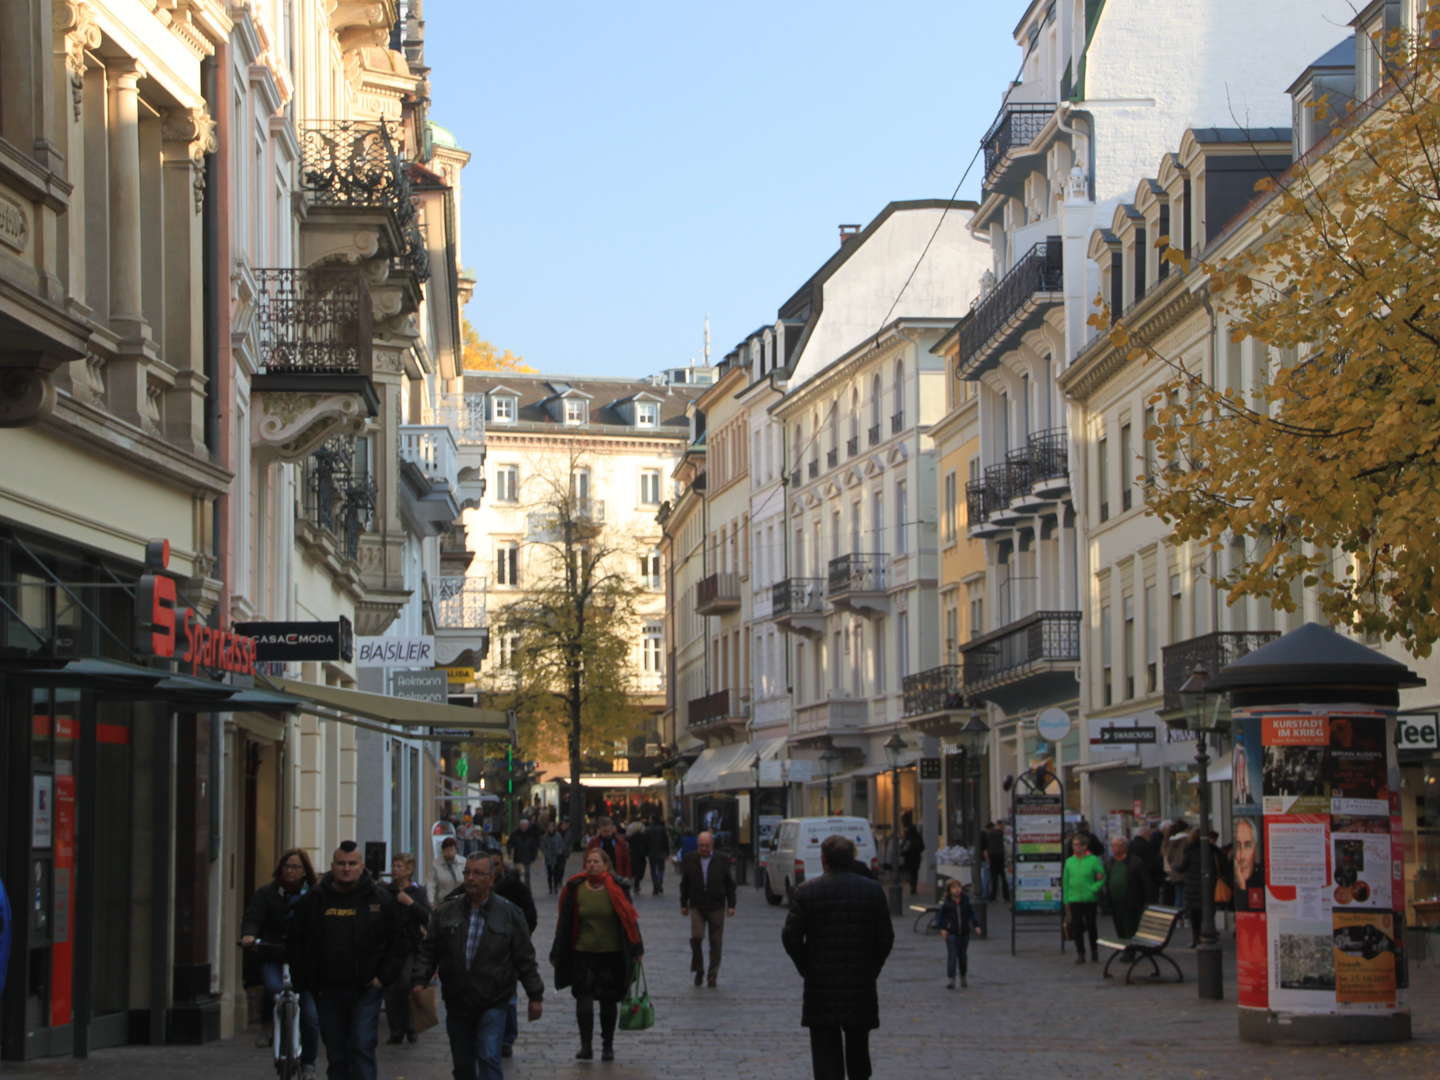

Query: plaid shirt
464,902,486,967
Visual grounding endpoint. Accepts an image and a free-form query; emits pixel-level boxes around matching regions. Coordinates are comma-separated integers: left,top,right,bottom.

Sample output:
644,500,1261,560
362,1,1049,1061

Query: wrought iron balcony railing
300,433,373,559
808,459,819,479
436,575,488,630
958,239,1063,376
960,610,1081,689
891,411,904,434
981,101,1055,183
696,572,741,614
826,448,838,469
688,689,732,729
1162,630,1280,712
772,578,825,618
827,553,886,597
255,268,372,376
966,479,998,528
1027,427,1069,485
902,664,968,718
435,395,487,446
846,435,859,457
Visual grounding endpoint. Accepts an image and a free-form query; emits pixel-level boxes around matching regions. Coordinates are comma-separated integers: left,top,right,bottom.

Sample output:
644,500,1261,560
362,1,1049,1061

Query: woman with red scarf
550,848,644,1061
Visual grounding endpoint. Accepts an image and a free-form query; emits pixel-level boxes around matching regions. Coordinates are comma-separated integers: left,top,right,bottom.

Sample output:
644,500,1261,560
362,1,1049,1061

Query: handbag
618,960,655,1032
409,985,440,1034
1215,877,1233,905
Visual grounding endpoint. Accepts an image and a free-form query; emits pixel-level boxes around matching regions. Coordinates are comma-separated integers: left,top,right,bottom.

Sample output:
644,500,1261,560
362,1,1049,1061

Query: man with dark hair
782,835,894,1080
288,841,406,1080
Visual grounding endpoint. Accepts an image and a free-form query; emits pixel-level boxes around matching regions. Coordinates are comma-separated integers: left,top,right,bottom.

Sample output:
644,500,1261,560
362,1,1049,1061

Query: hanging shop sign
443,666,476,684
357,635,435,668
235,616,354,663
137,539,257,676
1396,713,1439,753
391,669,449,703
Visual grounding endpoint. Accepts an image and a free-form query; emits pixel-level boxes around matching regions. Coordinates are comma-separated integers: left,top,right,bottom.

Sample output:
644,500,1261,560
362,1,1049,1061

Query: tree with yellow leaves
462,317,535,373
1130,14,1440,654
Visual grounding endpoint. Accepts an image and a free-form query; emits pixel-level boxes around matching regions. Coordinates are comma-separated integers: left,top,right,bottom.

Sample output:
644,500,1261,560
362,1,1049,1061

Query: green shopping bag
618,960,654,1031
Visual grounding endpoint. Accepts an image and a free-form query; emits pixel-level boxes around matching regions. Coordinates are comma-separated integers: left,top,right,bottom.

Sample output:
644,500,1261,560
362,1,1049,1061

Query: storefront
1396,711,1440,929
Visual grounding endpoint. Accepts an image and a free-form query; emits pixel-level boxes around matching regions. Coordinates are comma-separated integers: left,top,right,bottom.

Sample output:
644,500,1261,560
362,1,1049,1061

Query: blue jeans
503,993,517,1049
979,862,992,900
315,984,384,1080
261,962,320,1066
945,934,969,979
445,1004,508,1080
1173,883,1186,913
649,855,666,892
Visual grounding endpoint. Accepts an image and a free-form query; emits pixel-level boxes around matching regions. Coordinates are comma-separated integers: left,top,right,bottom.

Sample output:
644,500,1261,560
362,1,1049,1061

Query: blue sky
425,2,1025,377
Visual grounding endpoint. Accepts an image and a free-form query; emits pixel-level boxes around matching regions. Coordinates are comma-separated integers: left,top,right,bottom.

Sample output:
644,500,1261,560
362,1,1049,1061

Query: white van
760,816,879,905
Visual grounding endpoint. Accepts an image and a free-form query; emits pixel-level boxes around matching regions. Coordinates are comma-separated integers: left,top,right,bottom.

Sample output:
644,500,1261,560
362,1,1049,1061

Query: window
571,467,591,502
897,610,910,679
1144,582,1158,693
639,468,661,506
1119,423,1133,511
640,549,661,590
943,472,957,543
1143,405,1156,480
944,606,958,661
499,632,520,668
642,622,663,671
1122,592,1135,700
563,398,588,425
1101,602,1113,706
895,480,908,555
1097,435,1110,522
494,464,519,503
892,359,905,431
492,396,516,423
636,401,658,427
496,541,519,586
969,595,984,639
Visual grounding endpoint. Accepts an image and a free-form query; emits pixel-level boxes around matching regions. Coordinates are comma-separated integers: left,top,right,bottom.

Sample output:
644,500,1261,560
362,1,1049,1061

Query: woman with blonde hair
550,848,644,1061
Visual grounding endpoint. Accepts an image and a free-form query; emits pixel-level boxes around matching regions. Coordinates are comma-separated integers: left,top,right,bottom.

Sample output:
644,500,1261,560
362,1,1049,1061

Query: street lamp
1174,664,1227,1001
884,731,907,916
819,747,842,815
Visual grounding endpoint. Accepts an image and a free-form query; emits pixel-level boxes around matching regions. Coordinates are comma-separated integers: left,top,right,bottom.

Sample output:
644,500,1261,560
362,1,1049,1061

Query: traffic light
456,752,469,781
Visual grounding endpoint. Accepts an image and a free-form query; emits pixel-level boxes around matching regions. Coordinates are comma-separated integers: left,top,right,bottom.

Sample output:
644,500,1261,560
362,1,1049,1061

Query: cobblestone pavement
8,871,1440,1079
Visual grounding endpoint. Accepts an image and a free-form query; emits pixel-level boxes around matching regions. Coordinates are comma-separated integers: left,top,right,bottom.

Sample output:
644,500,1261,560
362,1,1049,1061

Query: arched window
828,398,840,457
849,387,860,451
870,373,882,438
892,359,905,431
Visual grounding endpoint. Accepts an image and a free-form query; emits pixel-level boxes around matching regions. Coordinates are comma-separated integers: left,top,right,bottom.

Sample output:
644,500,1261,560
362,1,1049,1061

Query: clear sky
425,1,1026,378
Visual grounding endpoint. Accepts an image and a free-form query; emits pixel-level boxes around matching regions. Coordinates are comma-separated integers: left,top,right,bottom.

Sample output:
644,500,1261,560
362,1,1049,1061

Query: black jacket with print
287,870,406,992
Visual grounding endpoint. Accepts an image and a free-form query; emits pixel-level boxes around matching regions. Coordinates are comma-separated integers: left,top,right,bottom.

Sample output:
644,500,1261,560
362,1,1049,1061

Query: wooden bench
1097,905,1184,984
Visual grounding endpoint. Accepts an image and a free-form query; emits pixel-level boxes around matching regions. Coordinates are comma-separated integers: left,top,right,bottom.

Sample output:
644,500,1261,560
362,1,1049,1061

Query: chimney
838,224,861,246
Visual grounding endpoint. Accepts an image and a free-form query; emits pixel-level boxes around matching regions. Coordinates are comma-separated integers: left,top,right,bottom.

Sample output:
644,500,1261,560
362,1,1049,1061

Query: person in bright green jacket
1062,833,1105,964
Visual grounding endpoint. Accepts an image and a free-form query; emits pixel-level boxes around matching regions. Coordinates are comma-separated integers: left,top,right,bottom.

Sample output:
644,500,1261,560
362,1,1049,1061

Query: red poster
1236,911,1269,1008
49,773,76,1028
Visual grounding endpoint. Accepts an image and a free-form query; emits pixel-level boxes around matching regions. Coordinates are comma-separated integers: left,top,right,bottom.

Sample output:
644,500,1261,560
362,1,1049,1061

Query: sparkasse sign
356,635,435,668
137,539,257,677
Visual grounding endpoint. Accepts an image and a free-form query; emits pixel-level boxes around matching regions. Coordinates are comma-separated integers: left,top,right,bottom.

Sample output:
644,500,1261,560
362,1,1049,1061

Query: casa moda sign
235,617,354,663
137,539,257,677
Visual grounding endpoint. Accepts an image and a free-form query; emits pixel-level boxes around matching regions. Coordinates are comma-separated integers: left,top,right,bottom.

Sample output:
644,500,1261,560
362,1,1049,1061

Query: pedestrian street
5,870,1439,1080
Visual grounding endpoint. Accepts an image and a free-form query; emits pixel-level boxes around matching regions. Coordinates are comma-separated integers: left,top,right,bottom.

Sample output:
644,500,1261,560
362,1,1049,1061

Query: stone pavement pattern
7,873,1440,1079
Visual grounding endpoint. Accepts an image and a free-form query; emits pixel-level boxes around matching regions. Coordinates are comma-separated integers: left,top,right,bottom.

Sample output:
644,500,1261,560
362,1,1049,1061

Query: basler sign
355,635,435,668
136,539,257,677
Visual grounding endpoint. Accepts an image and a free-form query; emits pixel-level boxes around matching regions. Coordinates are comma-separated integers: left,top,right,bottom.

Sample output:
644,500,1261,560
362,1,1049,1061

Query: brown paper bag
410,985,440,1034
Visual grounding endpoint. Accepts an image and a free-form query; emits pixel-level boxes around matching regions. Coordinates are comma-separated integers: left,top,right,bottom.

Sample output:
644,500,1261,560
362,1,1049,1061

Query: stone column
105,58,152,425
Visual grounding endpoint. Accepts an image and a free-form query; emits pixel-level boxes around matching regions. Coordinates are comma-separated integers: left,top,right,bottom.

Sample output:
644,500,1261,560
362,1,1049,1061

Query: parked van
760,816,878,905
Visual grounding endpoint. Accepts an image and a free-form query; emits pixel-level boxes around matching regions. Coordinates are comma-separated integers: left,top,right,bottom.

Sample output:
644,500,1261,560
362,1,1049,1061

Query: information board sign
1010,767,1065,955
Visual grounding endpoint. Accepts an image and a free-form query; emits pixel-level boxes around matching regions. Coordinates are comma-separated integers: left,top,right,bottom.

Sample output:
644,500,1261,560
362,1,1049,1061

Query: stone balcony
793,695,868,748
696,572,742,616
434,574,489,667
827,553,888,618
772,578,826,638
687,688,749,739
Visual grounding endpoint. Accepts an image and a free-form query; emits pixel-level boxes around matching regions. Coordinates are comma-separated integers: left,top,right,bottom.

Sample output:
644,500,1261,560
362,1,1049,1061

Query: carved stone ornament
163,106,218,212
54,2,102,121
0,368,57,428
1065,163,1088,201
252,388,369,463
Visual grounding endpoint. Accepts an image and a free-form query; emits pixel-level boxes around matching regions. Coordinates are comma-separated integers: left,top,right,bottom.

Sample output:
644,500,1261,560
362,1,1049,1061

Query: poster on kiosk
1232,706,1405,1017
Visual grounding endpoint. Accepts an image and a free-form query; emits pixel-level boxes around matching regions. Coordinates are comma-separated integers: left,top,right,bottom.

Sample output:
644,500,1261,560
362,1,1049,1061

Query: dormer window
492,395,516,423
636,401,659,427
564,399,588,425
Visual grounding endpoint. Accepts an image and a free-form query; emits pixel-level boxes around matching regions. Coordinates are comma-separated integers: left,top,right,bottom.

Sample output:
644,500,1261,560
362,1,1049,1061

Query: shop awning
1074,755,1142,774
24,658,305,713
1187,756,1232,783
577,775,666,789
265,677,508,733
682,742,754,795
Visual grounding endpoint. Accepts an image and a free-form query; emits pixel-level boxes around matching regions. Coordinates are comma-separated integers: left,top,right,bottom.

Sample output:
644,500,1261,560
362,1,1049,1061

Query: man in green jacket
1062,833,1105,964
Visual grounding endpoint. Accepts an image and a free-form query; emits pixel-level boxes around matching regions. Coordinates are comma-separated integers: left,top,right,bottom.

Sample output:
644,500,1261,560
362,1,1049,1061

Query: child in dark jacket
937,878,977,988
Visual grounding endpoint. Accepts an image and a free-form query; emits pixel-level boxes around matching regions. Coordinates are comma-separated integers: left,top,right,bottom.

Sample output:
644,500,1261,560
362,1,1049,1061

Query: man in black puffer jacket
781,834,894,1080
287,842,406,1080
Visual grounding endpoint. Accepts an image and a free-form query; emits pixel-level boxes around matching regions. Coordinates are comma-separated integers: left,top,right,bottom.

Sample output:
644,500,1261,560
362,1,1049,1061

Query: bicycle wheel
274,997,301,1080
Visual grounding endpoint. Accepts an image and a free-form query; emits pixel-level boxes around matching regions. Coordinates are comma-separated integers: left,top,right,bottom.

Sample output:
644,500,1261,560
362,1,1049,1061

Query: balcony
688,689,749,738
435,575,487,630
826,448,838,469
249,268,380,461
1162,631,1280,713
981,101,1055,191
966,478,1005,538
902,664,981,735
957,239,1063,381
440,522,474,573
526,498,605,541
808,459,819,479
793,696,868,746
772,577,826,638
296,433,372,564
436,395,486,448
891,411,904,434
827,553,888,617
846,435,859,457
868,424,880,446
696,572,742,616
397,424,468,535
960,610,1081,707
1027,427,1070,498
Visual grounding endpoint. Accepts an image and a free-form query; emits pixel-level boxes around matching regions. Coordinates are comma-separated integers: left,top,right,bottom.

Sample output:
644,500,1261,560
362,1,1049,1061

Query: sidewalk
3,875,1438,1078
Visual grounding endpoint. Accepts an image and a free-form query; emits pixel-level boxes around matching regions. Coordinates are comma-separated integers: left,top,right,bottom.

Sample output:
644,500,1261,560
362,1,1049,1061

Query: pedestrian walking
1104,836,1149,940
412,853,544,1080
287,841,407,1080
936,878,976,988
644,814,670,896
383,853,431,1047
984,821,1009,901
240,848,321,1072
1128,831,1160,905
1062,833,1105,964
586,816,632,879
781,835,894,1080
505,818,541,887
550,848,644,1062
678,830,736,987
625,820,649,894
1163,819,1191,911
540,821,569,895
899,812,924,896
430,836,465,903
491,850,537,1060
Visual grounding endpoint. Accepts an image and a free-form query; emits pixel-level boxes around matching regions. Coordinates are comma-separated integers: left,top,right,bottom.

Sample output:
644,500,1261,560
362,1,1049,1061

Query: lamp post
1175,664,1224,1001
884,731,907,915
819,747,841,815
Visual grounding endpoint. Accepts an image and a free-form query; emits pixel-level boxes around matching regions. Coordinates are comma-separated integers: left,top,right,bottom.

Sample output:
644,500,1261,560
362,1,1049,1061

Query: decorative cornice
54,2,102,122
1060,277,1203,402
